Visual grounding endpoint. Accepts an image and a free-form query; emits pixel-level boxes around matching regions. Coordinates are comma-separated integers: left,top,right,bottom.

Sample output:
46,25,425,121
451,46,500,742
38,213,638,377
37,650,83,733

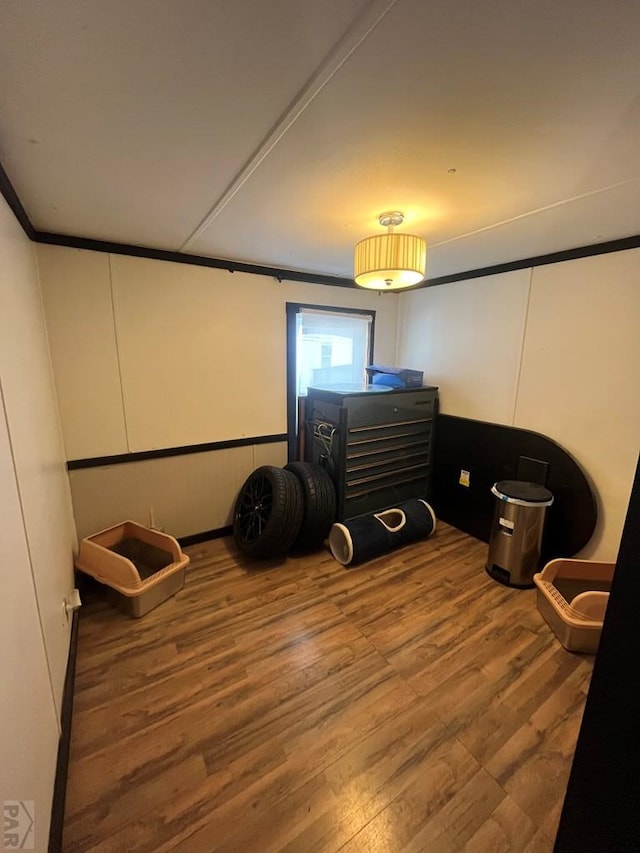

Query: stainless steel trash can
486,480,554,588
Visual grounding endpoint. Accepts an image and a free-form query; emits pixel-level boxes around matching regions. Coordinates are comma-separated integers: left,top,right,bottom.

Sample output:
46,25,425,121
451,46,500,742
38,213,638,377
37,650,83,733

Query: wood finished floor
64,522,593,852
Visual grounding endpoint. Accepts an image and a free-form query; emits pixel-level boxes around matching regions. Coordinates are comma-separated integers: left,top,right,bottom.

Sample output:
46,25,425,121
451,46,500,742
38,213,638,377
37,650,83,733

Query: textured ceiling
0,0,639,281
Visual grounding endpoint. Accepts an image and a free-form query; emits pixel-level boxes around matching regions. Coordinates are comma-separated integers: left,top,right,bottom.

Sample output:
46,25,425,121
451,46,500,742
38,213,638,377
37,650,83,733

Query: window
286,303,375,460
295,308,373,396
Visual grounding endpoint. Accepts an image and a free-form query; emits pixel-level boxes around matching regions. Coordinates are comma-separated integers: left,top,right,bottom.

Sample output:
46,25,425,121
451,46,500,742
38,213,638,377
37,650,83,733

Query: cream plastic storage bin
533,558,614,653
75,520,189,617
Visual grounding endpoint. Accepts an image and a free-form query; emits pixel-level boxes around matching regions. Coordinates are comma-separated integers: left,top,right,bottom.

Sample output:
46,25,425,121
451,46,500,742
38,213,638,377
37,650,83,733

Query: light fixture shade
354,232,426,290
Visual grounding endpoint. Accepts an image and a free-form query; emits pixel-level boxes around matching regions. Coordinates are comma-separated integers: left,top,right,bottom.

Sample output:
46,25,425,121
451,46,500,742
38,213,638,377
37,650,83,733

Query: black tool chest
304,385,438,520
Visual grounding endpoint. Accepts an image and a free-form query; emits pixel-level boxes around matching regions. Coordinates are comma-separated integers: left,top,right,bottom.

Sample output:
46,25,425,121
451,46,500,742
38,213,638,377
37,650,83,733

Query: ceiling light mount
378,211,405,229
354,211,426,291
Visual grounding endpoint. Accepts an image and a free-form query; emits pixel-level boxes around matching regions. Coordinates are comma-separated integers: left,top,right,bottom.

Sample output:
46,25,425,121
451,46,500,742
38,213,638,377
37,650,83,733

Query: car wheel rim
236,473,273,544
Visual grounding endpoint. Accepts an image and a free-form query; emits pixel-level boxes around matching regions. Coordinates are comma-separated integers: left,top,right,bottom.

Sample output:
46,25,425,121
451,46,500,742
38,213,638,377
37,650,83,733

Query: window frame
285,302,376,462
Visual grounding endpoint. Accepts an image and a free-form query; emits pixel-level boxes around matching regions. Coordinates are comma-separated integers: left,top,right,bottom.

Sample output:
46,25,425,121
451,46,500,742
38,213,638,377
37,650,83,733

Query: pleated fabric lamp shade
354,212,426,290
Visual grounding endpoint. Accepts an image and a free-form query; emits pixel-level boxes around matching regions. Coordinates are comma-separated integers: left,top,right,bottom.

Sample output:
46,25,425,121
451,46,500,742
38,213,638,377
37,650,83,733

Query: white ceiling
1,0,639,282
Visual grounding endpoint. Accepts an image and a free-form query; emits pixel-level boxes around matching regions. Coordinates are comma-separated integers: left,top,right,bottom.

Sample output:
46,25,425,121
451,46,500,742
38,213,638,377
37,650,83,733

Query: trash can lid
492,480,554,506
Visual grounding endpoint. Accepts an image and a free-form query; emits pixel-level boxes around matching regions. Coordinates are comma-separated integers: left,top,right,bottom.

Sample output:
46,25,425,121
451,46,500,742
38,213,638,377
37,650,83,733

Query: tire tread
284,461,337,551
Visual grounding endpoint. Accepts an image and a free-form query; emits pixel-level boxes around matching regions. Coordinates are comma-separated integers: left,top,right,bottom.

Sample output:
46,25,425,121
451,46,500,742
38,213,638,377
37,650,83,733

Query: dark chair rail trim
67,433,288,470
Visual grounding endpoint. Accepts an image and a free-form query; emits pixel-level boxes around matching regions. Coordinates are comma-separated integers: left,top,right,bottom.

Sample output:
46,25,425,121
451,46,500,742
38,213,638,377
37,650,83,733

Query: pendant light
354,212,426,290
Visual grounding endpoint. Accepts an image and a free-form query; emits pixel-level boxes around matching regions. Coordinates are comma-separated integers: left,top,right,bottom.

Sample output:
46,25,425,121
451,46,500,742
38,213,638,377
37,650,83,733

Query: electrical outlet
459,469,470,487
63,588,82,623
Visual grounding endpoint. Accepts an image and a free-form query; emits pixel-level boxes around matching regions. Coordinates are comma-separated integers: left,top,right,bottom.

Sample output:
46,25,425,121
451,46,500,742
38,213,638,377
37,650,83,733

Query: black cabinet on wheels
304,385,438,520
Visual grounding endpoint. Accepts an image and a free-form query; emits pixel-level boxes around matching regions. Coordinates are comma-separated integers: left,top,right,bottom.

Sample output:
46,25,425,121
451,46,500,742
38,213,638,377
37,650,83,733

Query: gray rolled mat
329,499,436,567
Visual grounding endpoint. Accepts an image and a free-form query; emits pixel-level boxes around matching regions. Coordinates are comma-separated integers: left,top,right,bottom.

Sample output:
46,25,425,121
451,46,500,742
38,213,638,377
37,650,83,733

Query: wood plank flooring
63,522,594,852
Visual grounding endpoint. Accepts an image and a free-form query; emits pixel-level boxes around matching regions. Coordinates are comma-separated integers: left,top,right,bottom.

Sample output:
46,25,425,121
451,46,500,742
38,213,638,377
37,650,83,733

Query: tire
233,465,304,559
284,461,337,551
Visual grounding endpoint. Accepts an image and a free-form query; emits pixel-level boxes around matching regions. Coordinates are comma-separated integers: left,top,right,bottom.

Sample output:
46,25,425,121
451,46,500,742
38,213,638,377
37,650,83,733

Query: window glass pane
296,309,372,395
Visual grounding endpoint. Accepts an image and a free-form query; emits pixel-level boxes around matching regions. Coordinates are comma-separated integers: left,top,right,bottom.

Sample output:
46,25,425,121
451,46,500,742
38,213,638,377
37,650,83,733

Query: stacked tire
232,462,336,559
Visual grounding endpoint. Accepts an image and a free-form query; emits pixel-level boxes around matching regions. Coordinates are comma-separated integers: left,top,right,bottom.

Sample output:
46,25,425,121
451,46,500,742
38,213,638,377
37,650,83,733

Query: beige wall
0,196,77,844
38,248,126,459
396,269,531,424
40,242,639,558
513,251,640,559
69,441,287,541
397,249,640,560
38,246,398,455
38,245,398,538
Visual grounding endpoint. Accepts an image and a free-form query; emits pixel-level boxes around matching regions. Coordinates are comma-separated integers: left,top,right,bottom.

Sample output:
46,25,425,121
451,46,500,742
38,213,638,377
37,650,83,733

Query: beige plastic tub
75,520,189,617
533,557,615,653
